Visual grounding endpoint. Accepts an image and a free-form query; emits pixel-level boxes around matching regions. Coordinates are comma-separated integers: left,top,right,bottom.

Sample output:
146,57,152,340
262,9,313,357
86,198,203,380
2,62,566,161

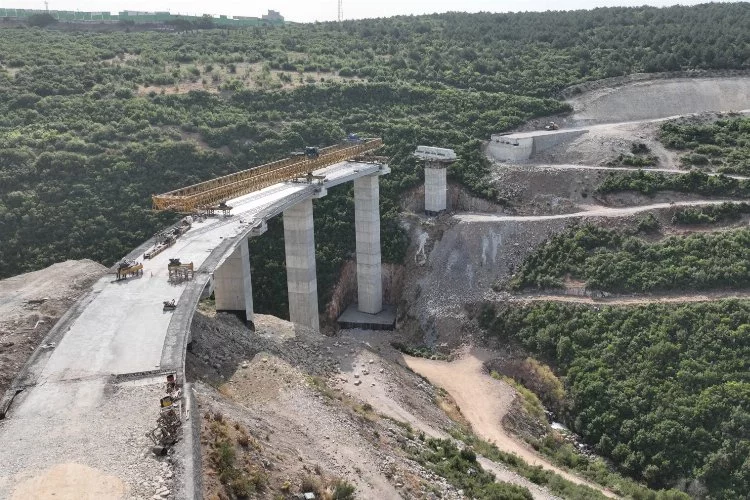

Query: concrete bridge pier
213,237,254,328
354,174,383,314
283,198,320,331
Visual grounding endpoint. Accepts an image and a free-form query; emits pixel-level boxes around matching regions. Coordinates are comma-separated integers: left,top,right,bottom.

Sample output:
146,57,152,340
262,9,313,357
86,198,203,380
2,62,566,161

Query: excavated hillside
186,312,565,499
397,76,750,345
566,76,750,126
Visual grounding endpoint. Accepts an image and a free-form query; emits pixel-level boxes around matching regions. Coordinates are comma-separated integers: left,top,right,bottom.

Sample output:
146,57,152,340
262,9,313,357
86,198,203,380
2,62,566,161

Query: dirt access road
456,200,737,222
511,290,750,306
404,348,618,498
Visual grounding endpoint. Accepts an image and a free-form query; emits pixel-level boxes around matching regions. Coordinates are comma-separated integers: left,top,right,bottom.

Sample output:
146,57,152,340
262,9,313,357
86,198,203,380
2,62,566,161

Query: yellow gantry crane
152,138,384,213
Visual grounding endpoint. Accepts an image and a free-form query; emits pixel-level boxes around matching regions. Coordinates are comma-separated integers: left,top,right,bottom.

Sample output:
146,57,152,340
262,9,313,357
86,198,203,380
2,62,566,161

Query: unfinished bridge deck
0,159,388,499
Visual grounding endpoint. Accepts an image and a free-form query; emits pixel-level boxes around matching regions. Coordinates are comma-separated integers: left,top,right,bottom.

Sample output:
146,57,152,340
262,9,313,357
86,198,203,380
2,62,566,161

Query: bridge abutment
283,198,320,331
354,174,383,314
212,237,254,328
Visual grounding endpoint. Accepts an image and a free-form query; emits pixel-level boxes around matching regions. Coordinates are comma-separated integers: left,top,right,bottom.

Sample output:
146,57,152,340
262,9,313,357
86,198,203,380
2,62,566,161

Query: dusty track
403,349,618,498
523,163,750,180
456,200,737,222
509,290,750,305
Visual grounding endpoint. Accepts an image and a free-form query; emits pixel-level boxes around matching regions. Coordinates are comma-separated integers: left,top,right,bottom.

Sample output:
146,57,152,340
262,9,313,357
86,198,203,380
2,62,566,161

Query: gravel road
404,348,618,498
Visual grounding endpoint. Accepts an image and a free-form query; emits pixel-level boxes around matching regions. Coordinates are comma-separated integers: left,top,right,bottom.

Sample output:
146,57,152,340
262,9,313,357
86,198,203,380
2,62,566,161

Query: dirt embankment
398,214,573,345
565,76,750,126
187,312,562,499
325,261,404,322
0,260,106,397
402,182,509,214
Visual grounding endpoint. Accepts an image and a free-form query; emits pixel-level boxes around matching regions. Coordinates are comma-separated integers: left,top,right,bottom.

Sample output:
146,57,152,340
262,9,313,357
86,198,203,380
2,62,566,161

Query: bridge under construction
0,143,392,499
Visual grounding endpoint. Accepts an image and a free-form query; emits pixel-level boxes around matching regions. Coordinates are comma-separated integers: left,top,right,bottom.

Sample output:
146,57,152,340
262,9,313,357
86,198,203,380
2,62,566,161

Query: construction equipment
292,172,326,184
202,201,232,217
147,374,183,449
144,218,191,259
163,299,176,311
144,234,175,260
168,258,194,283
152,138,384,213
115,260,143,281
544,122,559,131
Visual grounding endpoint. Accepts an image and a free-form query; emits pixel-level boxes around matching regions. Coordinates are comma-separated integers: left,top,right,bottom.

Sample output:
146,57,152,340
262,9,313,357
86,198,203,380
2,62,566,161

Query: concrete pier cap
414,146,457,216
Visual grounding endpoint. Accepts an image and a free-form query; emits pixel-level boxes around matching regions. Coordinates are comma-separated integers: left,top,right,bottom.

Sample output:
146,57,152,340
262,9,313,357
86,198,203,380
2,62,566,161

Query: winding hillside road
404,349,618,498
456,200,741,223
509,291,750,305
527,163,750,180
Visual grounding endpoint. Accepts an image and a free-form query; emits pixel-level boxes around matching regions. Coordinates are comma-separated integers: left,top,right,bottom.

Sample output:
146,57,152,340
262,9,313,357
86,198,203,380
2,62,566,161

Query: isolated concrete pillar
424,163,447,214
213,237,254,327
354,174,383,314
283,199,320,331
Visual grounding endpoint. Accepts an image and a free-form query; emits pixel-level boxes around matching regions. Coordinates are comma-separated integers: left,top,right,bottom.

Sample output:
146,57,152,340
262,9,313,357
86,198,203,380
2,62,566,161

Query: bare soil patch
10,463,126,500
403,348,616,497
0,260,106,397
566,77,750,125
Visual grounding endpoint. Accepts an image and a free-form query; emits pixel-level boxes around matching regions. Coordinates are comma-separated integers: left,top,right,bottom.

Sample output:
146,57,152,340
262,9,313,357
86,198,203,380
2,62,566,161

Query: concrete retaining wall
487,136,533,162
532,130,587,155
487,129,587,162
175,383,203,500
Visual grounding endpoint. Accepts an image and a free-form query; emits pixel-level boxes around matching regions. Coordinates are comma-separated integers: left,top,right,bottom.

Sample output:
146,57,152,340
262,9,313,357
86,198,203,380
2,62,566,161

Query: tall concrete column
424,163,447,214
283,199,320,331
213,237,254,327
354,174,383,314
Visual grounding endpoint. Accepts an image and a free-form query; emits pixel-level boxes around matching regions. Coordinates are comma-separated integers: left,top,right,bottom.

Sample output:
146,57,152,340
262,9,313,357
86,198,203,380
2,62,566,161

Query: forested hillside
509,224,750,293
479,301,750,499
0,3,749,311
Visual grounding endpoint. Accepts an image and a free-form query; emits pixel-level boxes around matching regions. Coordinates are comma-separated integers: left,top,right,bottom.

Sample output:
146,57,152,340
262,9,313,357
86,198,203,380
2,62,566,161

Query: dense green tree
479,300,750,497
509,225,750,293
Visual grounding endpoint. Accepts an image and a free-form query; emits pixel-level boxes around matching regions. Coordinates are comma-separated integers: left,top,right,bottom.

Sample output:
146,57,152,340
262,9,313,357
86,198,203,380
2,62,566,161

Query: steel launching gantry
152,138,384,213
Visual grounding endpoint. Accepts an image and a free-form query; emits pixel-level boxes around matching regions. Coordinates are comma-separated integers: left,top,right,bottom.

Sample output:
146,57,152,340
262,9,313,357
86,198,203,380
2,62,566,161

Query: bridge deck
0,160,388,499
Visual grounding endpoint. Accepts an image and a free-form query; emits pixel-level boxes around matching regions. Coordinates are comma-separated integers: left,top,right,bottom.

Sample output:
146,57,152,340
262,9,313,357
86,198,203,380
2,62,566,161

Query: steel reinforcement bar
152,138,383,212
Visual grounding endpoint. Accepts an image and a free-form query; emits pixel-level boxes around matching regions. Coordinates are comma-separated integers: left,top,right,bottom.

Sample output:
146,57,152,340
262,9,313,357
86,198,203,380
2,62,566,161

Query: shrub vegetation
672,202,750,225
478,300,750,498
510,224,750,293
660,117,750,174
1,4,748,314
596,169,750,197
